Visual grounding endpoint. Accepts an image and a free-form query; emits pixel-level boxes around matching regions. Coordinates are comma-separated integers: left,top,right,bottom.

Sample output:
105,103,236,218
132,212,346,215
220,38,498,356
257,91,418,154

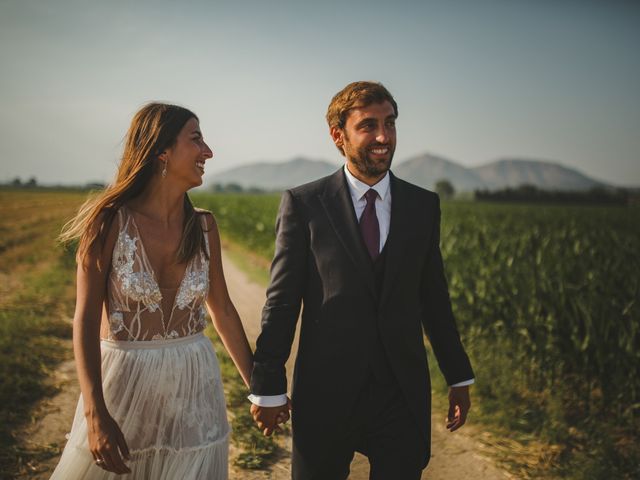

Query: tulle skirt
51,332,230,479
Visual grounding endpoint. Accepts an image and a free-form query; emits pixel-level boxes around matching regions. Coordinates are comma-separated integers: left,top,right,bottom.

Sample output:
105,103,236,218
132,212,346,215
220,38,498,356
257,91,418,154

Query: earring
162,162,167,178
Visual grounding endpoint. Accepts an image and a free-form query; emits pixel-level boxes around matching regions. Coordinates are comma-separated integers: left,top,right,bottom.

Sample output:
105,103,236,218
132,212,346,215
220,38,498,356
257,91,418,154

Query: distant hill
206,157,338,191
206,154,611,192
394,154,486,191
471,158,606,191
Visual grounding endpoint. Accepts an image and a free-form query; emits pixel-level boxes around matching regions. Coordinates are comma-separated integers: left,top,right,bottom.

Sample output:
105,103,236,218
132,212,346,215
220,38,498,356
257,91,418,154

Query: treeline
210,183,276,194
1,177,105,191
474,184,637,205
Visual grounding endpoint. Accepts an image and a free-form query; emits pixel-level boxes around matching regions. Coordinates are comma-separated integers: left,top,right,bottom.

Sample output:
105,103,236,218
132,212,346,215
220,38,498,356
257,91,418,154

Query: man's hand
446,385,471,432
250,397,292,436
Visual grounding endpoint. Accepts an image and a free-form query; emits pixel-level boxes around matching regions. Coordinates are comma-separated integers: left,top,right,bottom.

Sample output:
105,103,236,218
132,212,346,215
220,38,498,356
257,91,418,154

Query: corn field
439,203,639,457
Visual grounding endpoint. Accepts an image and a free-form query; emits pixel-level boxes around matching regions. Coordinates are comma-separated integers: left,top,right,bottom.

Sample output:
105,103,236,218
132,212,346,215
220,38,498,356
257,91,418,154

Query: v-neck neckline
124,205,191,299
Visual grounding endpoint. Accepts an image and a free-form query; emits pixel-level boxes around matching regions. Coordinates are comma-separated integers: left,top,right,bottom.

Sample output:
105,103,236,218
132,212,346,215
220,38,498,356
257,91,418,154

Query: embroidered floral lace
106,207,210,341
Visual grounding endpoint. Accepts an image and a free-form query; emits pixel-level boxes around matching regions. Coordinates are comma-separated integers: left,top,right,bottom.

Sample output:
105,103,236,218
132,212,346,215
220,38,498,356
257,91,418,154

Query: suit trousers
291,373,428,480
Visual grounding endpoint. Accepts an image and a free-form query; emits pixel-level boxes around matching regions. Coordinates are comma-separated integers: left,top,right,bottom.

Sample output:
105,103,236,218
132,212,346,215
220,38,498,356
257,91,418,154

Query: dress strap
199,212,210,257
116,206,126,234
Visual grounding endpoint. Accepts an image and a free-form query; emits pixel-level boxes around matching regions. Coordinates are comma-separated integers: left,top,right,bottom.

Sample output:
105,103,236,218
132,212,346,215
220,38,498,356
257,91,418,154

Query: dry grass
0,189,85,479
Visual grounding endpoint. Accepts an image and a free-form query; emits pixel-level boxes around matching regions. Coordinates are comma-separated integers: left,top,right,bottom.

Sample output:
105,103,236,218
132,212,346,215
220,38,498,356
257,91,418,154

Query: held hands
446,385,471,432
250,397,292,436
86,408,131,474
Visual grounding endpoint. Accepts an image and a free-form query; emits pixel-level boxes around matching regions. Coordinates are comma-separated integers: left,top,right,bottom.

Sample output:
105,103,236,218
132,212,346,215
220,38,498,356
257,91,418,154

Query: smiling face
161,117,213,189
330,100,397,185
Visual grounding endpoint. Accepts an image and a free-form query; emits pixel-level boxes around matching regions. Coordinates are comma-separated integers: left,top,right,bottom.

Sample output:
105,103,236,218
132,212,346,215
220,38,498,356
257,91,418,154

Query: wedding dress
51,206,229,479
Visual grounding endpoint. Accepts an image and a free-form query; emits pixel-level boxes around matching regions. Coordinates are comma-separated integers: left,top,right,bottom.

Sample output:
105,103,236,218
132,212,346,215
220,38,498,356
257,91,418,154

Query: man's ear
330,126,344,150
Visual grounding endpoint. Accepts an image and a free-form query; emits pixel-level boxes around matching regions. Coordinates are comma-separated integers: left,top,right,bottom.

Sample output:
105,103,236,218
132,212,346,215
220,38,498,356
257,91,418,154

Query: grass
0,190,83,478
205,240,288,470
220,238,271,287
204,324,289,470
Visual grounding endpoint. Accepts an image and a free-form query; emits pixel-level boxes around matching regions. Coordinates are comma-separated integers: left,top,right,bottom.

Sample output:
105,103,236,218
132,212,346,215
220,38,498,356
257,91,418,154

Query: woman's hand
87,410,131,474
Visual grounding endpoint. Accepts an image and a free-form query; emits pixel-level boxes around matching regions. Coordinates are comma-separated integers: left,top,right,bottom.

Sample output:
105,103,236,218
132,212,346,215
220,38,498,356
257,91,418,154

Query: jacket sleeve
250,189,308,395
420,195,475,386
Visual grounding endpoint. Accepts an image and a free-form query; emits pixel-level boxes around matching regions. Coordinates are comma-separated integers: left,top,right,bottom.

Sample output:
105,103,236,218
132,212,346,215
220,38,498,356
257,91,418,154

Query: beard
344,140,395,178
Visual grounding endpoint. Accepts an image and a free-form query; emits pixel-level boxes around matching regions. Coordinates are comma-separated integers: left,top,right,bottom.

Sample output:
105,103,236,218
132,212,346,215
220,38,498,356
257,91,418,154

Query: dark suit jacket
251,168,474,462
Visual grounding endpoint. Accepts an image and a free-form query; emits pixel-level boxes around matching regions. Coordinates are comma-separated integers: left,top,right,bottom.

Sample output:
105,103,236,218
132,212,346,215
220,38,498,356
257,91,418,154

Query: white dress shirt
249,165,473,407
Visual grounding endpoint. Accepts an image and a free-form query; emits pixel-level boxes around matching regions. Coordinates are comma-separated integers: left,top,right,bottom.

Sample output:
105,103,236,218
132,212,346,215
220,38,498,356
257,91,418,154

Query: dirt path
17,249,511,479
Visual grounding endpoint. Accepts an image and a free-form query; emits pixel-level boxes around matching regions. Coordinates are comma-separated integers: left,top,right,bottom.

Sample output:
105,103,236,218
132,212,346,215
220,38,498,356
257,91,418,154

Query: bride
52,103,269,478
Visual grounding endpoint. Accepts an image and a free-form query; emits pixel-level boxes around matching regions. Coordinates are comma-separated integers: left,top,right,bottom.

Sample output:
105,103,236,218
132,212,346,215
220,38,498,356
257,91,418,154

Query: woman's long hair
60,103,207,269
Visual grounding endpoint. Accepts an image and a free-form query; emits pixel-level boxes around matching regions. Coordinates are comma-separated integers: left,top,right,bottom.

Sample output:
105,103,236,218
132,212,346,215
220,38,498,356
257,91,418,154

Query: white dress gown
51,207,230,479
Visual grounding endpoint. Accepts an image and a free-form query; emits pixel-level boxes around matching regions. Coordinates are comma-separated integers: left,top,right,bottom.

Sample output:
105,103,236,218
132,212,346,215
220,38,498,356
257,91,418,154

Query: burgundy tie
360,189,380,261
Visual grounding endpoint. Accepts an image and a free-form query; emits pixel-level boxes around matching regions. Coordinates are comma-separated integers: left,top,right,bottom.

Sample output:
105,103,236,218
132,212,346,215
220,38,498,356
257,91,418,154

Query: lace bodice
104,207,210,341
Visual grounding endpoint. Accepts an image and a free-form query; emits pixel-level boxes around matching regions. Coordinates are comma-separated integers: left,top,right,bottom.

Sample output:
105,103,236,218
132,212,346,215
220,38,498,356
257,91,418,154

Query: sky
1,0,639,187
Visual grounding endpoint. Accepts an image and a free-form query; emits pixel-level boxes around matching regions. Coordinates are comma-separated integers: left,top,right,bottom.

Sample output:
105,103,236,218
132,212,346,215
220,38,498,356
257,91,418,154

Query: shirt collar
343,163,390,201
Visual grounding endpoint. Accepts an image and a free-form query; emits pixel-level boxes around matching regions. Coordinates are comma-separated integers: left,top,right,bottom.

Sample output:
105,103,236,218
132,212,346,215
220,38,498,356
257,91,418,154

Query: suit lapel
380,172,412,306
319,169,376,298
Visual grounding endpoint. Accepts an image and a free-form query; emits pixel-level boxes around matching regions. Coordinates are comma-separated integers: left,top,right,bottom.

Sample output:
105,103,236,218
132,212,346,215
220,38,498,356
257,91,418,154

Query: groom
249,81,475,479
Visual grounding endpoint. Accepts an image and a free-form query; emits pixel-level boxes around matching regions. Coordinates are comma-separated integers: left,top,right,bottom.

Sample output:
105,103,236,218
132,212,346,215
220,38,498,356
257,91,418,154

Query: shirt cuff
247,393,288,407
450,378,475,387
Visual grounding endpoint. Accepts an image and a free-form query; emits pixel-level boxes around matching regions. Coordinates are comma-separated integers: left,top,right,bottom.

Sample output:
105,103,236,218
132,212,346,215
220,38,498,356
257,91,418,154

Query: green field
193,192,640,479
192,192,282,259
437,202,639,478
1,189,638,479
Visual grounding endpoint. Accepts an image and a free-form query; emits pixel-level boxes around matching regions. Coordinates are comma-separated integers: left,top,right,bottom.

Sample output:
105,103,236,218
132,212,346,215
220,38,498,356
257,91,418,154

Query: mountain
206,157,338,191
471,158,606,191
393,154,486,191
205,155,611,192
